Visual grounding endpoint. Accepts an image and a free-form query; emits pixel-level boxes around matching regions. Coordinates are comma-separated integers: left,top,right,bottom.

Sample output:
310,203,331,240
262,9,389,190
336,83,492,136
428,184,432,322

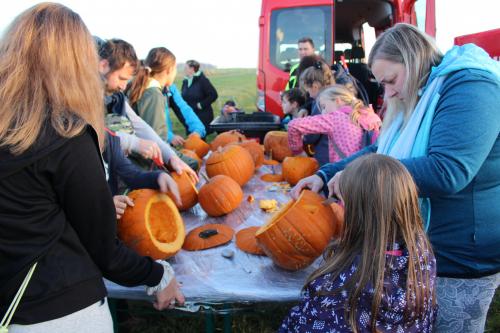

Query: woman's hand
290,174,324,199
327,171,343,200
137,139,163,164
157,173,182,206
154,277,185,310
113,195,134,219
171,135,186,147
168,155,199,183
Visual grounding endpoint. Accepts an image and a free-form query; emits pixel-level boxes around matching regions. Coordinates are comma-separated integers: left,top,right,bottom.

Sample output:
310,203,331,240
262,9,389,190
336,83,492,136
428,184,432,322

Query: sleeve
165,105,175,143
288,114,338,154
170,85,206,137
400,70,500,196
115,131,140,154
198,76,218,109
136,90,168,142
124,99,176,162
54,130,163,287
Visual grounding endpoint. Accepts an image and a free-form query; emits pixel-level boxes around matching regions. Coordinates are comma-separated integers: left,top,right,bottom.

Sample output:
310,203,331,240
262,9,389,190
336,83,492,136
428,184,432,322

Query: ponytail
127,61,151,106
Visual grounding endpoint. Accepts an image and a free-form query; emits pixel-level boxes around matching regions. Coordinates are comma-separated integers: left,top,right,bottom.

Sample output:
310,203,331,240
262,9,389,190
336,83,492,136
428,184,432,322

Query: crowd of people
0,3,498,333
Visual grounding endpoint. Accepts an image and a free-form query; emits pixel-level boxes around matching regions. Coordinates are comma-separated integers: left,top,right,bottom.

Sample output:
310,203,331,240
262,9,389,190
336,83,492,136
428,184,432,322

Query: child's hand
291,175,324,199
327,171,343,201
154,277,185,310
171,135,185,147
297,109,308,118
137,139,163,164
168,156,199,183
157,173,182,206
113,195,134,219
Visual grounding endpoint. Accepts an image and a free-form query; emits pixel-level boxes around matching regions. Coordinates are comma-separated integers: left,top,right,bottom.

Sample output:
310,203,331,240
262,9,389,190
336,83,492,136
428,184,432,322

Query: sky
0,0,498,68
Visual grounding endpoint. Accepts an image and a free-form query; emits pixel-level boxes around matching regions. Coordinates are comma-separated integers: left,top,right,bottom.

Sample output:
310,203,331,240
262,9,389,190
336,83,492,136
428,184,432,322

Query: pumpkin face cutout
236,226,266,255
210,130,246,151
198,175,243,217
263,131,293,162
282,156,319,185
180,149,202,171
168,171,198,211
206,145,255,186
255,190,342,270
183,224,234,251
118,189,185,260
183,133,210,158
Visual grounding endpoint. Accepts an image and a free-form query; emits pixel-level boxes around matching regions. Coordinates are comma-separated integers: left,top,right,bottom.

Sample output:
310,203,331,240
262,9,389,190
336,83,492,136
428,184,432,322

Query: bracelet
145,260,175,296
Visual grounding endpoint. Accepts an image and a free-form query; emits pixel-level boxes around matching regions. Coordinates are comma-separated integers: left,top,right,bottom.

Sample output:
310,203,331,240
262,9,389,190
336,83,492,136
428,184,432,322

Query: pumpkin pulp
145,195,184,253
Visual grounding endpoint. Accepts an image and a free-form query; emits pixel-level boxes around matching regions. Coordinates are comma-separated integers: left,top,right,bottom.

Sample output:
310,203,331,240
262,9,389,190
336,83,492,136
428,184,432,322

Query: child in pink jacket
288,84,381,163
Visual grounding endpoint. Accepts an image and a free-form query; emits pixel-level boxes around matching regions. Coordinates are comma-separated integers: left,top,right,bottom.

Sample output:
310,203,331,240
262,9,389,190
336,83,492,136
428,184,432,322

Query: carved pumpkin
234,141,265,169
118,189,185,259
183,133,210,158
282,156,319,186
210,130,246,151
255,190,342,270
206,145,255,186
236,227,266,255
198,175,243,216
180,149,202,171
168,171,198,211
183,224,234,251
263,131,293,162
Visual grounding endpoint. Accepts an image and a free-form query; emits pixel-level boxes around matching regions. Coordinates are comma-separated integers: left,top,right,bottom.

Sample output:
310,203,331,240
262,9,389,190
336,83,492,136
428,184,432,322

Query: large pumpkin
198,175,243,217
118,189,185,259
183,133,210,158
180,149,202,171
206,145,255,186
255,190,342,270
263,131,293,162
168,171,198,211
282,156,319,185
234,140,265,169
210,130,246,151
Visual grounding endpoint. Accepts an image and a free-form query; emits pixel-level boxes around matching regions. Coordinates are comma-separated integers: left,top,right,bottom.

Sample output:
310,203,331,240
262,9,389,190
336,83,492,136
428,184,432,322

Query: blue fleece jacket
317,46,500,278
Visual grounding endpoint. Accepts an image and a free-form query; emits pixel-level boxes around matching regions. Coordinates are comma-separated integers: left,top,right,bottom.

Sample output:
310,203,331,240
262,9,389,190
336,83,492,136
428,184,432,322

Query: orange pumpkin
168,171,198,211
235,141,265,169
236,226,266,255
118,189,185,259
260,173,284,182
282,156,319,185
198,175,243,217
255,190,342,270
210,130,246,151
183,133,210,158
206,145,255,186
183,224,234,251
263,131,293,162
180,149,202,171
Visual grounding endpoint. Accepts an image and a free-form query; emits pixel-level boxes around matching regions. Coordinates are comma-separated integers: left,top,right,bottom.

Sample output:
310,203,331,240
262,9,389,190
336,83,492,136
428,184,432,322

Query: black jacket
0,125,162,324
181,72,218,134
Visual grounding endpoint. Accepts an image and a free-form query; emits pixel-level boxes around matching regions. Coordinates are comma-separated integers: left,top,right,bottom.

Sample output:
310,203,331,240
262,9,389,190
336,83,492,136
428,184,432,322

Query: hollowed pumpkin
206,145,255,186
183,224,234,251
118,189,185,259
282,156,319,186
255,190,342,270
180,149,202,171
210,130,246,151
263,131,293,162
198,175,243,217
168,171,198,211
236,227,266,255
183,133,210,158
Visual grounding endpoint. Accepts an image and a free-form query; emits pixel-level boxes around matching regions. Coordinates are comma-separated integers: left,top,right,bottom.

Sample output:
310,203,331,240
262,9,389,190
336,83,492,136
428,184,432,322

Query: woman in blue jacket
292,23,500,333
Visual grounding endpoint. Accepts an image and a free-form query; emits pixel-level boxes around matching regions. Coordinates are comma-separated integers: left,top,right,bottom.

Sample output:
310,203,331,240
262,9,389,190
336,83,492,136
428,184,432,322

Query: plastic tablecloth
105,163,324,310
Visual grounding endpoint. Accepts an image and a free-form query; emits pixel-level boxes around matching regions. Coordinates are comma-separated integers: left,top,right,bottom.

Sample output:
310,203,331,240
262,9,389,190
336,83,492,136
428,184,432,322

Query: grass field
123,68,499,332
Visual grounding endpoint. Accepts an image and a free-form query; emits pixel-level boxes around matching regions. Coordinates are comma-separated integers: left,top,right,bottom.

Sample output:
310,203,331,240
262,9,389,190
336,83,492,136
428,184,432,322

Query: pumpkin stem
199,229,219,238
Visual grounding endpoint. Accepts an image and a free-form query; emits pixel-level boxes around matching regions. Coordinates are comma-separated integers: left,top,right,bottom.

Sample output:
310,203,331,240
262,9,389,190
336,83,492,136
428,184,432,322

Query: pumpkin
198,175,243,216
260,173,284,182
330,201,345,235
282,156,319,186
180,149,202,171
183,224,234,251
183,133,210,158
255,190,342,270
168,171,198,211
206,145,255,186
262,159,279,166
210,130,246,151
118,189,185,259
236,227,266,255
263,131,293,162
234,141,265,169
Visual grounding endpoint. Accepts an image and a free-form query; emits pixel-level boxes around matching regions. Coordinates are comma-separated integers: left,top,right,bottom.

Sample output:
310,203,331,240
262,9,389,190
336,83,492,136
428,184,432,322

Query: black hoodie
0,124,162,324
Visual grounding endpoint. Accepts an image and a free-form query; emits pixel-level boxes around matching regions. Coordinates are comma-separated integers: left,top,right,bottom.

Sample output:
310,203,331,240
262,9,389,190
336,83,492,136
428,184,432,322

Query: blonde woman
293,23,500,332
0,4,183,332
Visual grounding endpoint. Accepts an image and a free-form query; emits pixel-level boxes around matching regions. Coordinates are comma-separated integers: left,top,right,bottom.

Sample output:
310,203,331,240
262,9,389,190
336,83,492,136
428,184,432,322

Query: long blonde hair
0,3,104,155
368,23,442,129
318,84,366,125
306,154,434,333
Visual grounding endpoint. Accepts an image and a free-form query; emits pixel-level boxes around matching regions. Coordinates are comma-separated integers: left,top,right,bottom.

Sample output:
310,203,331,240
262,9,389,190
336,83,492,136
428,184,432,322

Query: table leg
222,304,232,333
205,310,215,333
108,298,119,333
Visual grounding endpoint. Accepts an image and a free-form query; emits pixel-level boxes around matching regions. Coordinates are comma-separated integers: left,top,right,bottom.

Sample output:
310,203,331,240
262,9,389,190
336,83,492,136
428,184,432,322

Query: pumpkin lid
183,223,234,251
260,173,284,182
206,145,244,165
235,226,266,255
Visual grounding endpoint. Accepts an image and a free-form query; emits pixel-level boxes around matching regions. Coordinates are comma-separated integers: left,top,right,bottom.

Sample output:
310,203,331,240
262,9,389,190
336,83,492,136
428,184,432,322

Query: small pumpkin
168,171,198,211
234,140,265,169
198,175,243,216
210,130,246,151
183,133,210,158
282,156,319,186
183,224,234,251
263,131,293,162
236,227,266,255
255,190,342,271
180,149,202,171
118,189,185,260
206,145,255,186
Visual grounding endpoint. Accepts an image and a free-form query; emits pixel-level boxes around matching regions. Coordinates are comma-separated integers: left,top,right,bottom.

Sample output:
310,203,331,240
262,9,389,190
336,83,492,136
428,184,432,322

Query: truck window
270,5,332,72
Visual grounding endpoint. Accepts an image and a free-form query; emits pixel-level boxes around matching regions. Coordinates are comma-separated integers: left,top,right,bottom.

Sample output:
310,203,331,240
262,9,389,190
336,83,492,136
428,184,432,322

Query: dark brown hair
281,88,305,107
298,37,314,48
299,57,333,88
186,59,200,72
98,38,139,73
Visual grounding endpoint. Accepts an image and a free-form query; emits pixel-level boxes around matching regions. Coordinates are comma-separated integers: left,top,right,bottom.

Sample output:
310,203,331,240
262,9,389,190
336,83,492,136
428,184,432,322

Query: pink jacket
287,105,381,163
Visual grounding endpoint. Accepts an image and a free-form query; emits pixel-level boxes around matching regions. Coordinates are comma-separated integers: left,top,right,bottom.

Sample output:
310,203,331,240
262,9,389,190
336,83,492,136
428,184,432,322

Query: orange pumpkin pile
183,133,210,158
198,175,243,217
118,189,185,260
282,156,319,185
168,171,198,211
206,145,255,186
263,131,293,162
210,130,246,151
